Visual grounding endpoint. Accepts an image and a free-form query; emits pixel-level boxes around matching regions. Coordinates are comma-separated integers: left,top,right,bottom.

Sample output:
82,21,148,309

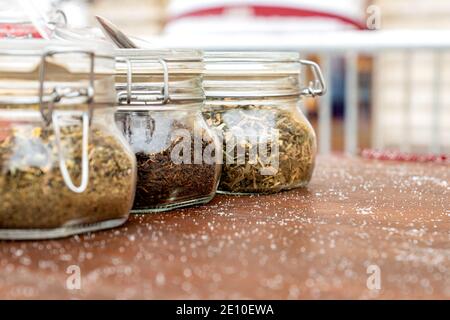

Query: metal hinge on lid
299,59,327,97
116,57,170,107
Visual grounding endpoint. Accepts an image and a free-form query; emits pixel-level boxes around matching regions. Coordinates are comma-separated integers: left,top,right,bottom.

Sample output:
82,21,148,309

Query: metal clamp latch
38,49,96,193
116,57,170,106
299,59,327,97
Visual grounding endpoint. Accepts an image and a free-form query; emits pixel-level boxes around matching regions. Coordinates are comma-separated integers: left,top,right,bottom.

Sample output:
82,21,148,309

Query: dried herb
204,104,316,194
116,112,220,211
0,118,135,229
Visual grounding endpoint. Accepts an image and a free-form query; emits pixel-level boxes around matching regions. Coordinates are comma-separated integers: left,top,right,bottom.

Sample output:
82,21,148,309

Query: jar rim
204,51,300,62
115,48,203,62
0,39,115,58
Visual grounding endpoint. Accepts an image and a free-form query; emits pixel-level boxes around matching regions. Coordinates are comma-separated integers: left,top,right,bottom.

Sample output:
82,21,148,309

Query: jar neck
204,96,300,111
117,100,203,112
203,75,301,99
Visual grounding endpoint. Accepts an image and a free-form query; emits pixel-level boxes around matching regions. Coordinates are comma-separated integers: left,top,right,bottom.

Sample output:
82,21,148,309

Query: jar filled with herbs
115,49,221,212
0,40,136,239
203,52,326,194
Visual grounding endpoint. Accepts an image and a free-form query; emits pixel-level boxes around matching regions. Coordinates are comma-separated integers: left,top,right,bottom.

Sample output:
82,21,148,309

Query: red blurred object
0,121,12,142
0,23,42,39
361,149,449,164
169,4,365,30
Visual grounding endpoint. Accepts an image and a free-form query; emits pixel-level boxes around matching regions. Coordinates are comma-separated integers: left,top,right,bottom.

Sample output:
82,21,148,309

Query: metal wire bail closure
38,49,96,193
52,111,90,193
299,59,327,97
116,57,170,106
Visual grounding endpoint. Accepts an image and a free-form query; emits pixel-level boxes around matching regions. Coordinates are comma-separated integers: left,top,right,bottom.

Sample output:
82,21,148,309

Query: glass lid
115,48,204,106
204,51,302,76
0,39,114,74
0,39,116,109
204,51,326,98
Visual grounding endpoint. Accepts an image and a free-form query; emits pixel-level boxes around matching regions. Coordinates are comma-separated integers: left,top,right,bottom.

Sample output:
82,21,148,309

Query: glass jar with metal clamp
115,49,222,213
0,40,136,239
203,52,326,194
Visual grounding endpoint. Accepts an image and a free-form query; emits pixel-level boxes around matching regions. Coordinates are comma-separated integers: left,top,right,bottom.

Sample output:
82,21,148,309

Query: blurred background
1,0,449,155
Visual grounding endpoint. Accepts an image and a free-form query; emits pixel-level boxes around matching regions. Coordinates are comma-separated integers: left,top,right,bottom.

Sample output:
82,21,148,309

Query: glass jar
0,40,136,239
203,52,326,194
114,49,221,212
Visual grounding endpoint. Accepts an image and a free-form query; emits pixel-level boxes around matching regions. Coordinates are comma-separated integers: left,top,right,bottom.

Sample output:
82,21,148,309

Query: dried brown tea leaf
116,112,220,211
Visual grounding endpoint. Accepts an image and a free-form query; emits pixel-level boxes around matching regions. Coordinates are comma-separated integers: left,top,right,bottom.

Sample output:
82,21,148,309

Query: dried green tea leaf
0,117,135,229
204,104,316,194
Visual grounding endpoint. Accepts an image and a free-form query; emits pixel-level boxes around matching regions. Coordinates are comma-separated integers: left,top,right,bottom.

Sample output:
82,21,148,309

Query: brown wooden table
0,155,448,299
